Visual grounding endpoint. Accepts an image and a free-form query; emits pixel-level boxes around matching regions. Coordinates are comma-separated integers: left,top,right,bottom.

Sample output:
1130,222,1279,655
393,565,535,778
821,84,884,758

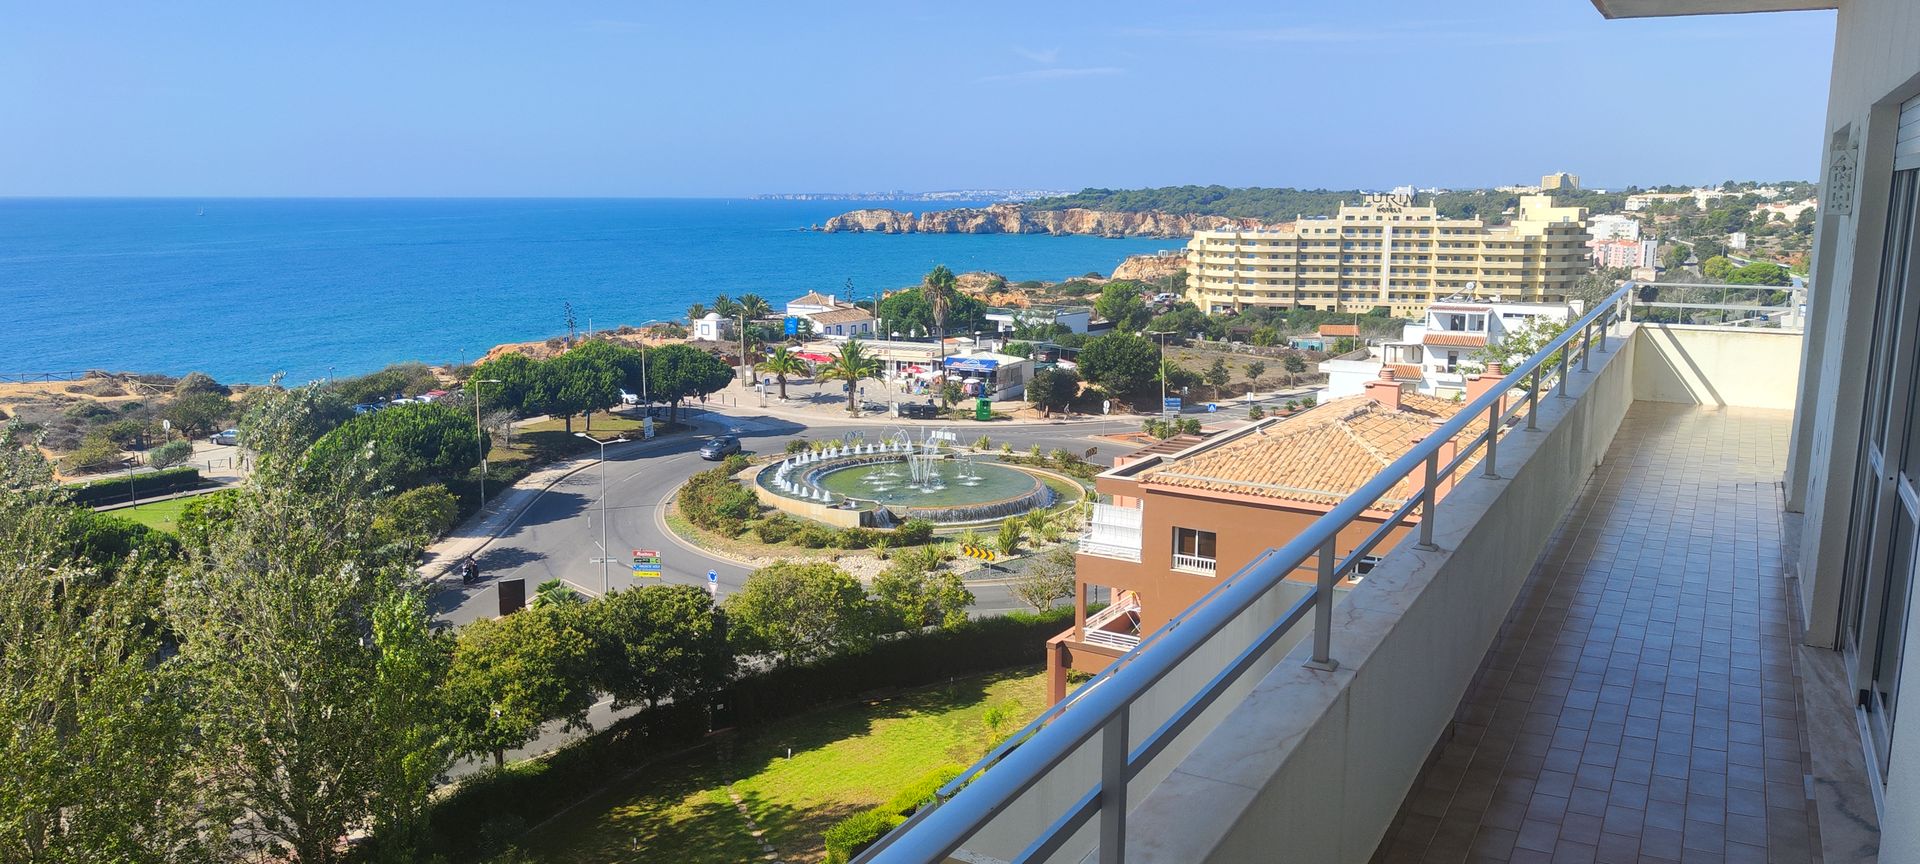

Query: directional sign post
631,548,663,578
1163,396,1182,415
707,569,719,596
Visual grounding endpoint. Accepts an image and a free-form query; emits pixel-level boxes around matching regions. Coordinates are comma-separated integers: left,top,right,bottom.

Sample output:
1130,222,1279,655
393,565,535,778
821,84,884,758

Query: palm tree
686,302,708,322
712,295,740,319
531,578,582,610
738,293,773,321
756,345,808,401
817,338,883,416
923,266,956,352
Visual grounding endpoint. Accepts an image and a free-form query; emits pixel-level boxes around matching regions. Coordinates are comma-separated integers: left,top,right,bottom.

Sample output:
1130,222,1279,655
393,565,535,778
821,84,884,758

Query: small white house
1382,301,1573,397
691,312,732,342
985,305,1094,335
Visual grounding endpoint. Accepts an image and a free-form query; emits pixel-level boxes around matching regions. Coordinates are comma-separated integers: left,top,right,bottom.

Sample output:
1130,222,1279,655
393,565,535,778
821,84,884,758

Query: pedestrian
461,556,480,585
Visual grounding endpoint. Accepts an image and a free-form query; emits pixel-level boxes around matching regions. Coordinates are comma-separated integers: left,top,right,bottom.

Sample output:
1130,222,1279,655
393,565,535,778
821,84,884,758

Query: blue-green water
0,198,1177,383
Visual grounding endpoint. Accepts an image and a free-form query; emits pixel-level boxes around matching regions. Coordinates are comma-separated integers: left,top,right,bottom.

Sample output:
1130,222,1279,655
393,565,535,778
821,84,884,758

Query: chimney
1466,361,1506,414
1365,367,1403,412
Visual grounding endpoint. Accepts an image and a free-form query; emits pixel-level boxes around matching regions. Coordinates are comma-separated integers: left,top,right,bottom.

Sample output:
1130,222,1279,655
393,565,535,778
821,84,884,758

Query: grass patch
110,496,195,533
507,668,1045,864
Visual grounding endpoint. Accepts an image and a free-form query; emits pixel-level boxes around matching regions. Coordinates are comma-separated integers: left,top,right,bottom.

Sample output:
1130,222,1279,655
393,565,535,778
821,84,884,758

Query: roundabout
756,428,1059,526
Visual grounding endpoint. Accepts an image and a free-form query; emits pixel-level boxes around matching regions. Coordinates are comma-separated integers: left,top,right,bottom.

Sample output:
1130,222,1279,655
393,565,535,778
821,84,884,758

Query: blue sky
0,2,1836,197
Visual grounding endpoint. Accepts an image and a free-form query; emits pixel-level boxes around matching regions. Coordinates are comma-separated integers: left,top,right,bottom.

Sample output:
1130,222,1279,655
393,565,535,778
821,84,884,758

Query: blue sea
0,198,1178,384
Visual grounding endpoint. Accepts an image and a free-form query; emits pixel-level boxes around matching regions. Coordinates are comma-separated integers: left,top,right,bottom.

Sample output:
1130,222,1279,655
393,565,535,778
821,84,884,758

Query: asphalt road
427,410,1128,629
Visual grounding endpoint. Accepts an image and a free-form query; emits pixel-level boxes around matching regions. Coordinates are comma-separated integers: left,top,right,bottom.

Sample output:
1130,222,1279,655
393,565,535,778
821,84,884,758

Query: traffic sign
631,548,662,577
784,316,799,336
960,544,998,562
707,569,719,596
1163,397,1182,415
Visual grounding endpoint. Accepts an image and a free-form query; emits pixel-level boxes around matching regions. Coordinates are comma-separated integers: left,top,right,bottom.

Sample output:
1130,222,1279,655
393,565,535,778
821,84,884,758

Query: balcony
1079,502,1144,562
856,289,1830,864
1171,553,1218,575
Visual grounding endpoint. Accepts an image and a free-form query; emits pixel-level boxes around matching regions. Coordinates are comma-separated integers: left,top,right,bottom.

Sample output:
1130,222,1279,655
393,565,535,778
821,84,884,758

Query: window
1173,527,1216,560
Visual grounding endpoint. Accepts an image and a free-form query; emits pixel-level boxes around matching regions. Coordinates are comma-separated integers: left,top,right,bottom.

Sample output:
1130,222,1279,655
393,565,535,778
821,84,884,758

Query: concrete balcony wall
1115,324,1802,863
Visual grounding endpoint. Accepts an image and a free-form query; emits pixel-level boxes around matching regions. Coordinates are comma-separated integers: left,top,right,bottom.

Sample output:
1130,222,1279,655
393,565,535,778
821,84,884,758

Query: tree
876,282,987,338
532,578,584,609
304,401,485,493
1692,235,1727,262
1728,261,1792,286
1026,368,1080,417
756,345,808,401
1077,332,1161,402
161,391,232,440
924,265,957,346
1010,545,1076,612
725,561,878,665
0,466,205,863
1250,326,1280,347
738,293,773,321
818,338,884,416
872,562,974,632
1245,360,1267,389
645,344,736,423
329,362,440,406
1204,357,1232,399
1702,255,1737,281
168,455,450,863
372,483,461,548
236,380,354,458
584,585,732,710
1282,354,1308,386
468,351,542,418
1094,282,1152,332
1663,243,1690,272
442,606,595,769
553,339,640,431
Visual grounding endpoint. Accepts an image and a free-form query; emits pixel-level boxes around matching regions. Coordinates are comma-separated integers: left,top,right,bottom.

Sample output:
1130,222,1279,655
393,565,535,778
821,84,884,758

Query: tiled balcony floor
1372,403,1815,864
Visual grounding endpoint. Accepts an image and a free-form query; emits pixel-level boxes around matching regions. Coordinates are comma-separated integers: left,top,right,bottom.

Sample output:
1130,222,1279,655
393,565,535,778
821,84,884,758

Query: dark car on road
699,435,742,460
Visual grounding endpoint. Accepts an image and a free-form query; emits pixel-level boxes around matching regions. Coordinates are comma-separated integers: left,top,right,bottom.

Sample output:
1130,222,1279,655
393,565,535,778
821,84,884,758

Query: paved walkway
1371,403,1816,864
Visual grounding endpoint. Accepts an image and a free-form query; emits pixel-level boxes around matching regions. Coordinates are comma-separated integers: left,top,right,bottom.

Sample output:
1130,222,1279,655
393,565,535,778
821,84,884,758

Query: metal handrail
858,285,1638,864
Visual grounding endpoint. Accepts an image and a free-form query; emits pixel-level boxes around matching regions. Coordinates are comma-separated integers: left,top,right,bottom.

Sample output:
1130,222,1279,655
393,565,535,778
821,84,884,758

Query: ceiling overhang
1590,0,1835,18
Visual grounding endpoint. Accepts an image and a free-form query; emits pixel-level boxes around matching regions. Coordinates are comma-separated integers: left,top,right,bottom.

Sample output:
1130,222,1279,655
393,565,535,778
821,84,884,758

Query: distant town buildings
1323,301,1573,399
1592,237,1659,269
1184,194,1591,318
784,291,876,337
1540,171,1579,190
1587,213,1641,241
1754,198,1819,223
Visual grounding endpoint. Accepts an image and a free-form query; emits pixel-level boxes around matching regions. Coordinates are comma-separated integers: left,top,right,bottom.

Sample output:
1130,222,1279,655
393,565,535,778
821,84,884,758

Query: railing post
1556,345,1570,399
1099,710,1129,864
1526,368,1540,431
1417,450,1439,550
1580,322,1593,372
1597,315,1610,353
1305,540,1338,671
1482,402,1500,478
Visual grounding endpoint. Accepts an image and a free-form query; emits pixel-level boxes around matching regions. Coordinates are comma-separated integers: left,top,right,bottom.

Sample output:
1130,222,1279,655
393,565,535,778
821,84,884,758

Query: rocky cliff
817,203,1268,237
1111,252,1188,282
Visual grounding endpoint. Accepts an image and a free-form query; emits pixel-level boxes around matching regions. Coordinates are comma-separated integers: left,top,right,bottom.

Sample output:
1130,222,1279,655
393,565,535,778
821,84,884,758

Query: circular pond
816,459,1040,508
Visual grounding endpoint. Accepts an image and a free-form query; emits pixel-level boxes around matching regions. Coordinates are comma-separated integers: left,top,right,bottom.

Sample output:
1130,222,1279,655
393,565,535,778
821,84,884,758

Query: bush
892,519,934,545
148,439,194,469
824,809,905,864
58,431,125,474
679,463,760,530
374,483,461,546
881,763,966,816
1248,405,1266,420
756,513,798,543
64,401,117,422
793,524,837,548
785,439,810,455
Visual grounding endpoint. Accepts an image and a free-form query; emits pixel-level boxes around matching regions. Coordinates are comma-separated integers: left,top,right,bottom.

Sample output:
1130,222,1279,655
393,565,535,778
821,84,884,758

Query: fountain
755,426,1060,525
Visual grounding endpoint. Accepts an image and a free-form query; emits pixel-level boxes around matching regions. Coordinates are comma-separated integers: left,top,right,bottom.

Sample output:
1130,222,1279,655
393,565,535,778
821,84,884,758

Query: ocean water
0,198,1177,384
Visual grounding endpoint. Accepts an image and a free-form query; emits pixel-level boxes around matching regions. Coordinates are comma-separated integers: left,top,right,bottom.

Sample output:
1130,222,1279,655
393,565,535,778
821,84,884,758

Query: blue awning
944,357,1000,372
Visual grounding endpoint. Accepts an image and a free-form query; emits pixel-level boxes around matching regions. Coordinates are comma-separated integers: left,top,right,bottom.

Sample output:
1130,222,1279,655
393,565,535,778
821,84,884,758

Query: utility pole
575,432,627,595
740,311,750,388
472,378,502,508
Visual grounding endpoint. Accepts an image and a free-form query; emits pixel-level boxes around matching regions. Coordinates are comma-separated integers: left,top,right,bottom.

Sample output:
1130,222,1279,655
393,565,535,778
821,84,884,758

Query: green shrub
893,519,934,545
972,435,992,451
64,401,117,422
785,439,810,455
59,431,125,474
63,466,201,506
756,514,798,543
882,763,966,816
1248,405,1266,420
679,463,760,530
148,439,194,469
823,809,904,864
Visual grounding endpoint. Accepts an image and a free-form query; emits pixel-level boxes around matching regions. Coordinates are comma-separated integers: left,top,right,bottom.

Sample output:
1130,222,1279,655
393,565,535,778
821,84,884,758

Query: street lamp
472,378,503,507
574,431,628,595
1144,331,1174,415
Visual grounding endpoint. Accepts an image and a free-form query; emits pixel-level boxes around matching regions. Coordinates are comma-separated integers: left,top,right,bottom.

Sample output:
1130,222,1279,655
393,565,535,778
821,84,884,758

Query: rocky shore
815,202,1269,237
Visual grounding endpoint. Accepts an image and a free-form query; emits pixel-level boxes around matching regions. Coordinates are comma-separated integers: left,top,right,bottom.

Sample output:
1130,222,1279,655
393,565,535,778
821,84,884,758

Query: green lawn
111,496,194,533
508,667,1045,864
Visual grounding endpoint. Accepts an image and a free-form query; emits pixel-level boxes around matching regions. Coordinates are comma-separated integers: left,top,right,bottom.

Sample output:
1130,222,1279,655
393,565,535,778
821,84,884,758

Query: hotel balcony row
854,303,1870,863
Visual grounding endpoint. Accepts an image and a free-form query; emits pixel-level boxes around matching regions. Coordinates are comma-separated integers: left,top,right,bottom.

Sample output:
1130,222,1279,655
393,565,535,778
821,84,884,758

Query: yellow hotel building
1184,194,1591,318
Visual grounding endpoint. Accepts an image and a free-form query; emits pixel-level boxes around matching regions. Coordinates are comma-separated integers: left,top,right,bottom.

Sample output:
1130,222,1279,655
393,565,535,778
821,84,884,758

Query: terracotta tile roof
1423,332,1489,348
1138,394,1476,511
1386,364,1424,382
1319,324,1361,337
808,307,874,325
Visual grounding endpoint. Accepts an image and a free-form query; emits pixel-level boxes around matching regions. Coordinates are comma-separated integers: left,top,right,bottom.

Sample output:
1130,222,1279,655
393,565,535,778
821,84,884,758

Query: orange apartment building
1047,368,1499,703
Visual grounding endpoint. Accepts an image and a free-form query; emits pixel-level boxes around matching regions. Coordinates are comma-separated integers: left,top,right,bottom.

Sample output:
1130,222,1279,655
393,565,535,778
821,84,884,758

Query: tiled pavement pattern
1372,404,1817,864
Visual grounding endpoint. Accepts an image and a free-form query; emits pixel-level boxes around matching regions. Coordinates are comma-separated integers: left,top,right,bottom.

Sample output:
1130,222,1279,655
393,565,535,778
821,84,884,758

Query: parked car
210,429,239,446
699,435,742,460
620,389,640,405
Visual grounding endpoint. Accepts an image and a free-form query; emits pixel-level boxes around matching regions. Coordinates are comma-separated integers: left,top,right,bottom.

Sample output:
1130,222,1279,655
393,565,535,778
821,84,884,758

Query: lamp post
1145,331,1173,415
473,378,503,508
574,431,628,595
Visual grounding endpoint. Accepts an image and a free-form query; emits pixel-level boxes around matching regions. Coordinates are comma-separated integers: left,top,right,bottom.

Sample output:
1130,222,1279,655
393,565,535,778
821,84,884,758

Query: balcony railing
1078,503,1144,562
1170,553,1217,575
1081,629,1143,651
853,283,1639,864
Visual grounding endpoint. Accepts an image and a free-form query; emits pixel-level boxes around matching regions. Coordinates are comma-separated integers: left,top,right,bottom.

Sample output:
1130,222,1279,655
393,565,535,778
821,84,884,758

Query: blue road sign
1163,397,1182,414
784,316,799,336
707,569,719,595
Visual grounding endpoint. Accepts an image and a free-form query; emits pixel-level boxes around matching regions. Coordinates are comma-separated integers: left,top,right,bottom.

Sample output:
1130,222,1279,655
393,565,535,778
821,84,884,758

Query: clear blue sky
0,2,1836,197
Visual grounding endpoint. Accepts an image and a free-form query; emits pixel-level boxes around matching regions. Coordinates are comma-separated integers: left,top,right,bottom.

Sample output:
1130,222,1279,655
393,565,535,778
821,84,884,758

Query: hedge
425,607,1074,859
64,466,202,507
823,809,904,864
